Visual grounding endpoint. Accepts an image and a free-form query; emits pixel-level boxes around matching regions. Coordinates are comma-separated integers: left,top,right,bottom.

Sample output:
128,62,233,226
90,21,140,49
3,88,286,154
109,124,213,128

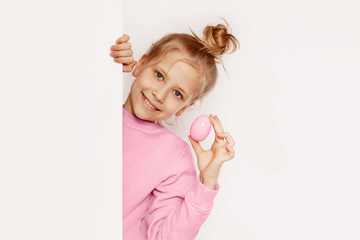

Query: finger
115,34,130,44
114,57,134,64
226,144,235,159
123,61,137,73
214,115,224,133
110,42,132,51
218,132,235,147
209,114,225,143
110,49,133,58
188,135,204,156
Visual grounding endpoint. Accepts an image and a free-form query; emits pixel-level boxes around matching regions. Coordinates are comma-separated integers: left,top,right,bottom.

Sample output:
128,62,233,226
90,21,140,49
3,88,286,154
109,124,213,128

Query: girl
110,21,239,239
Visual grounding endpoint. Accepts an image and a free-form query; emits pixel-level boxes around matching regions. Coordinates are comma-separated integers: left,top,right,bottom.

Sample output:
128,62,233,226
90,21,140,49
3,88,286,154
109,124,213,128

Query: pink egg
190,115,212,142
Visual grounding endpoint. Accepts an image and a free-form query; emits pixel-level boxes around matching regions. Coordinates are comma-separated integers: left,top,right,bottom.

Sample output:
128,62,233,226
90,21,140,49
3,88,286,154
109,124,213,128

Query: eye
173,90,182,99
155,72,163,80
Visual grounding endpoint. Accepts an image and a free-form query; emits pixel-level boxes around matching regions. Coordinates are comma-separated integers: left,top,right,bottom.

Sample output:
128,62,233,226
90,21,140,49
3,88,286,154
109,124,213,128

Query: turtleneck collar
122,107,162,131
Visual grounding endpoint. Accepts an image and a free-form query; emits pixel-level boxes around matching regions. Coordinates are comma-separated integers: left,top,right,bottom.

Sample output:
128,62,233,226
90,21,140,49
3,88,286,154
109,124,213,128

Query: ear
132,54,147,77
175,102,195,117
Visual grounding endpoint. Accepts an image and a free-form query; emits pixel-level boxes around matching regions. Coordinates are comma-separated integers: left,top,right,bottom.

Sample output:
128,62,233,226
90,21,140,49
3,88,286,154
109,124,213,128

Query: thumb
188,135,204,156
129,61,137,68
123,61,137,73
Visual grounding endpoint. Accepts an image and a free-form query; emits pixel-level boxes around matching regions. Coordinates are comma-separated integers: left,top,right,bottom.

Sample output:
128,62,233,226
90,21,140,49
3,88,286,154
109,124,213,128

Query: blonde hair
142,19,240,103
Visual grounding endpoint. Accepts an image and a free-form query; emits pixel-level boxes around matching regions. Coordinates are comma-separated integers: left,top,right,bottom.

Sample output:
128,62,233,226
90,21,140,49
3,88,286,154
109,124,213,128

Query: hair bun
199,21,239,62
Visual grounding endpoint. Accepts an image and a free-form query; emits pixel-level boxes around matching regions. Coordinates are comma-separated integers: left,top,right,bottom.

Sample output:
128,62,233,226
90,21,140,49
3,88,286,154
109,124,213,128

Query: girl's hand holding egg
188,114,235,190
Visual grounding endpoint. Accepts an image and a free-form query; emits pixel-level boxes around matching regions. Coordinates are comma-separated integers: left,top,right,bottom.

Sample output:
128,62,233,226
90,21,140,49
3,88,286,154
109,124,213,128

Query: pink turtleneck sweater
122,108,219,239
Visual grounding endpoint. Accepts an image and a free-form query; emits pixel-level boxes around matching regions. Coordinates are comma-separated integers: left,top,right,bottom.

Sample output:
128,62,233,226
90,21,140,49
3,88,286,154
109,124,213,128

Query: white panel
0,0,123,239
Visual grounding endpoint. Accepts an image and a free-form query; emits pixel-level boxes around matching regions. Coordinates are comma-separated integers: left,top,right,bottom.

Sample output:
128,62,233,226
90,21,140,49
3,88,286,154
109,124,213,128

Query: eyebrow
157,66,168,79
157,66,189,99
177,86,188,99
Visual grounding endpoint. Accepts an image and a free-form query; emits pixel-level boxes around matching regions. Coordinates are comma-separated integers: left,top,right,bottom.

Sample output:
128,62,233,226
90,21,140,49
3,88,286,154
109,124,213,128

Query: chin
133,108,155,122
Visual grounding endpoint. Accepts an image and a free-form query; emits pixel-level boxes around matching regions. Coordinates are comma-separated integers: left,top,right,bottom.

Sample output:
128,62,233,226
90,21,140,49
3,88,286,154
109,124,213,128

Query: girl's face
123,50,202,122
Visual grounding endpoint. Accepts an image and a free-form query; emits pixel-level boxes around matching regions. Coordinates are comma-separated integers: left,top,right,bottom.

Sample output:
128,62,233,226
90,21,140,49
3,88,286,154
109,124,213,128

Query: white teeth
144,98,156,110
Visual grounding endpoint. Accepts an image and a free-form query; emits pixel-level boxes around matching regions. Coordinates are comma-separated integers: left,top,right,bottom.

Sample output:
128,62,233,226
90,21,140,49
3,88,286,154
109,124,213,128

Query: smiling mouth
141,92,160,111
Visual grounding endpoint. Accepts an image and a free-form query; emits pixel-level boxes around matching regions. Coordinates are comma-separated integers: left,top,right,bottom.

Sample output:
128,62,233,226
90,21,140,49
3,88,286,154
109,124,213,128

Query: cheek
169,100,186,112
137,75,158,89
132,77,148,91
129,80,140,95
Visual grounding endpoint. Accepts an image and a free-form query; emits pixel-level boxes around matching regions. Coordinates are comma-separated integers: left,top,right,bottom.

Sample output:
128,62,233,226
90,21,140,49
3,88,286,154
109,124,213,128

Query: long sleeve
140,144,219,240
123,108,219,239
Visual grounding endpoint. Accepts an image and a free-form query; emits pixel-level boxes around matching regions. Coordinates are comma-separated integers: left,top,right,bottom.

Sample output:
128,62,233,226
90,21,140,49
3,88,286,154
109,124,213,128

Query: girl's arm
188,114,235,190
144,144,218,240
122,109,232,239
143,115,233,239
110,34,137,72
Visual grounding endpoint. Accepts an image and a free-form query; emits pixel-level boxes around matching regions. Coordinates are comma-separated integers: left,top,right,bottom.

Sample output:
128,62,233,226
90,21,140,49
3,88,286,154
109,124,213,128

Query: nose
152,87,167,104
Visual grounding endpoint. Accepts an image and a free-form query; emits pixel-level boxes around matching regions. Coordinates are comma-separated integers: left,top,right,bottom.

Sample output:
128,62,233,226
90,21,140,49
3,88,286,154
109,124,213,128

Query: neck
123,98,133,115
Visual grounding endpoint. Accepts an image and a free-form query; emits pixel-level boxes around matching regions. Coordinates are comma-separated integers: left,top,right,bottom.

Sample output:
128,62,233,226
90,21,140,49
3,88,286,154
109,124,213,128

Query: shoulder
159,128,196,173
157,127,192,157
153,127,194,168
160,127,187,146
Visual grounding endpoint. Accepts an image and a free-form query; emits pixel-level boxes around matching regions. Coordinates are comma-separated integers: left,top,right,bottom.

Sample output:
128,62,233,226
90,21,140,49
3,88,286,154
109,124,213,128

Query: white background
123,0,360,239
0,0,123,239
